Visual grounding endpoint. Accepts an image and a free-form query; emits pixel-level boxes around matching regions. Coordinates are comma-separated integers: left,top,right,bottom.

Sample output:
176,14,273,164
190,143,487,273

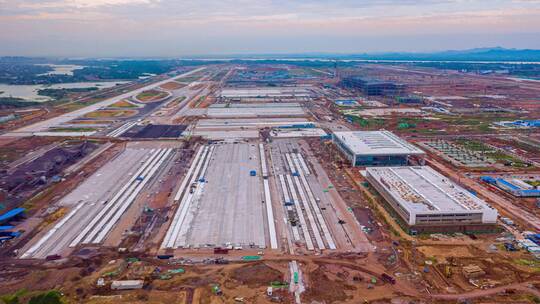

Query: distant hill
3,47,540,62
326,47,540,62
195,47,540,62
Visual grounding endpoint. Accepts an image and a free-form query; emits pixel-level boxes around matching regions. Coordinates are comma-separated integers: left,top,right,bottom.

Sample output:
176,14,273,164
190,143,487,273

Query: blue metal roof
522,189,540,194
0,208,25,223
497,179,520,191
481,176,497,183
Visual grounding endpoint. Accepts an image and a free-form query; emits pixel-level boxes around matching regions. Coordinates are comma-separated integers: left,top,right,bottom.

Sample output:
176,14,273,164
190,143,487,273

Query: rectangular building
332,131,425,166
366,166,498,233
340,76,406,96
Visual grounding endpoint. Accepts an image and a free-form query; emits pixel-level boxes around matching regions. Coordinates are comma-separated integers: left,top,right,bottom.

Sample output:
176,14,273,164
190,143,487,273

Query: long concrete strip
70,148,162,246
291,174,325,250
162,145,214,249
173,145,215,248
278,174,301,242
72,149,162,245
260,144,278,249
162,146,209,248
107,121,138,137
93,148,173,243
21,202,86,258
83,148,171,244
296,153,311,175
291,154,336,249
68,149,157,247
173,146,205,202
285,174,315,251
285,154,325,249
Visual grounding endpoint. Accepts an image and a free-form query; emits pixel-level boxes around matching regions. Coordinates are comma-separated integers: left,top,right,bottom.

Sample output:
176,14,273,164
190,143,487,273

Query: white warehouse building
332,131,425,167
366,166,498,233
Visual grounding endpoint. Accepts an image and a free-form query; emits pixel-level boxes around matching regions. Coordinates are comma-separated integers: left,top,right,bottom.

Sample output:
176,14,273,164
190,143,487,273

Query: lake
36,64,86,76
0,81,130,102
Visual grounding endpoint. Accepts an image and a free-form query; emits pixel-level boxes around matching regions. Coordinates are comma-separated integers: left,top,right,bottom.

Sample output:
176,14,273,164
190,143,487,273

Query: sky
1,0,540,57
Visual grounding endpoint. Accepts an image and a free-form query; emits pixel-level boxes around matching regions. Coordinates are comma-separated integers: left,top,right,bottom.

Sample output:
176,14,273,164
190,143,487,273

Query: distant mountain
3,47,540,62
332,47,540,62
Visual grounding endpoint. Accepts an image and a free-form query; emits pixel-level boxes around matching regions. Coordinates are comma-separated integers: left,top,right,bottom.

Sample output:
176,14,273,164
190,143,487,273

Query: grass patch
84,109,136,119
514,259,540,272
525,180,540,187
345,115,385,128
135,89,168,102
174,76,200,82
48,127,97,133
110,100,137,108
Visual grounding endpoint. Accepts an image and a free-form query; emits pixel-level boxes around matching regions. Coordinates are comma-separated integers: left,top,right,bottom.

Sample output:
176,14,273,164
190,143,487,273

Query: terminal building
366,166,498,233
340,76,406,96
332,131,425,167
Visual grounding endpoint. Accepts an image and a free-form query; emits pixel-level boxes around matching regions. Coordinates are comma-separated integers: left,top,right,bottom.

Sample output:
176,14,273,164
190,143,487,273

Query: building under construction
332,131,425,167
366,166,498,233
340,76,406,96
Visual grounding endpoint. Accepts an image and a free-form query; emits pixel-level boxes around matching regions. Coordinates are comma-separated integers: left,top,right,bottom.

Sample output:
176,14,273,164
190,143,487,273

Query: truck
504,243,517,251
45,254,62,261
501,217,515,226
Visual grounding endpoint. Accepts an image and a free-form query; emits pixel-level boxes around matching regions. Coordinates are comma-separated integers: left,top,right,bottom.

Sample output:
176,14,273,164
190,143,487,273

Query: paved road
2,67,206,137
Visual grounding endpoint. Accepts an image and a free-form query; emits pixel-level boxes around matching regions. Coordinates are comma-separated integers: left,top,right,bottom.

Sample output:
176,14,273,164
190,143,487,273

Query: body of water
36,64,86,76
0,81,130,102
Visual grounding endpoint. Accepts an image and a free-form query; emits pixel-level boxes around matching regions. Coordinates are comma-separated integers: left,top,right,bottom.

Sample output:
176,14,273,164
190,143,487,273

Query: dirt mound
304,266,353,303
230,263,282,287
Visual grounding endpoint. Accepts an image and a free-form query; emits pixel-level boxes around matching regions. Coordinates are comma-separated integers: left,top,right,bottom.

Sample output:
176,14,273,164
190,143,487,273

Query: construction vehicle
444,265,452,278
212,284,222,296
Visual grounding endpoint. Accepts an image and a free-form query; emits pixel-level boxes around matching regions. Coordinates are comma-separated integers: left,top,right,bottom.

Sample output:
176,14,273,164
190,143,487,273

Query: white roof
366,166,496,215
220,87,311,98
334,131,425,156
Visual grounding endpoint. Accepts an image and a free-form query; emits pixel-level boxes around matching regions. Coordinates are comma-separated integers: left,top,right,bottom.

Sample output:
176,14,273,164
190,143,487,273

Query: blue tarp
481,176,496,184
522,189,540,195
511,120,540,127
0,208,25,223
497,179,520,191
0,226,14,231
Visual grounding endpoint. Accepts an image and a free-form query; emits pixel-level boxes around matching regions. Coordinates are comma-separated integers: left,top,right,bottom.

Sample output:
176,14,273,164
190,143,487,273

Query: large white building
366,166,498,233
332,131,425,166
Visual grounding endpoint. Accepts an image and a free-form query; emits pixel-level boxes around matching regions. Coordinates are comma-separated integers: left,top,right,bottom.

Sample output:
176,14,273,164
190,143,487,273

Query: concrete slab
176,143,266,248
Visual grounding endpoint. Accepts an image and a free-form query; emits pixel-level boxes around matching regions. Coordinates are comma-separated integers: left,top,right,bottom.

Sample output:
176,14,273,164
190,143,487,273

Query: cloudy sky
1,0,540,57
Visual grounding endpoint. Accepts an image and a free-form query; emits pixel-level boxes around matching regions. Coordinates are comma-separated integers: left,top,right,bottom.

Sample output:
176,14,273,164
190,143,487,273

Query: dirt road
431,282,540,301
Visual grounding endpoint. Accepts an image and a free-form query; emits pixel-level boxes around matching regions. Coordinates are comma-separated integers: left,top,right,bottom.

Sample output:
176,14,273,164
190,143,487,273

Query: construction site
1,62,540,304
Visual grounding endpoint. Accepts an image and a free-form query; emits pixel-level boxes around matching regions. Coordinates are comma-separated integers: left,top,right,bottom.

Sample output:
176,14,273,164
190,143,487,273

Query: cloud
0,0,539,56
